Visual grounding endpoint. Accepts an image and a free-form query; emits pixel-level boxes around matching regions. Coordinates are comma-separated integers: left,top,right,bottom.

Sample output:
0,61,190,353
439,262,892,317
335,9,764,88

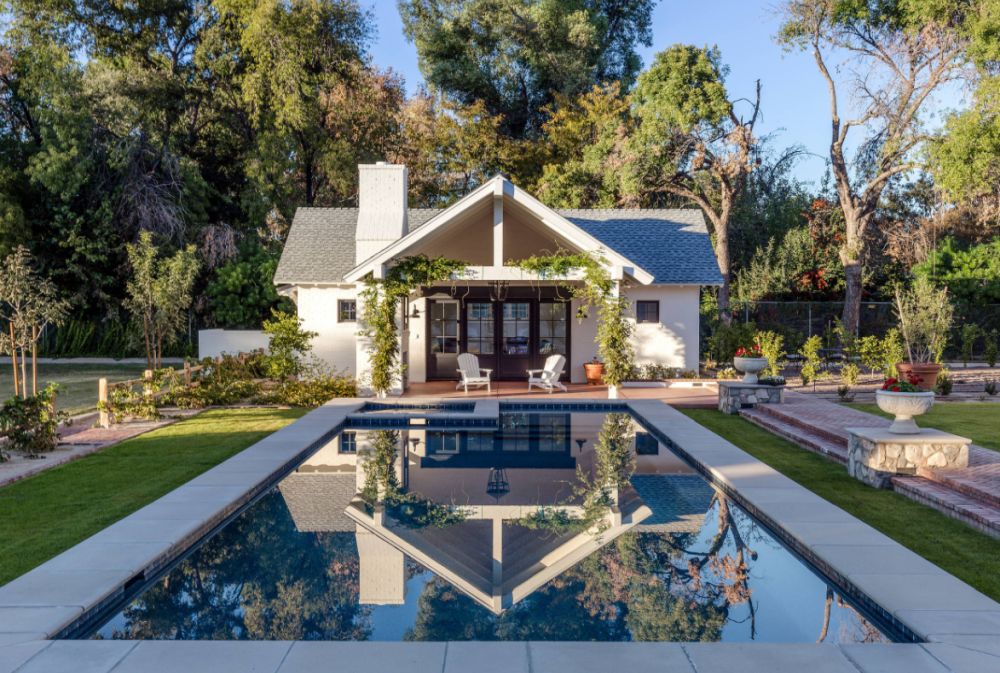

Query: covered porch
401,379,718,407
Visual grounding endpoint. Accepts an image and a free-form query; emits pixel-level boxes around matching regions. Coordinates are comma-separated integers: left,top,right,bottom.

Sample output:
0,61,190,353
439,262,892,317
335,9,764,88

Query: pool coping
0,398,998,673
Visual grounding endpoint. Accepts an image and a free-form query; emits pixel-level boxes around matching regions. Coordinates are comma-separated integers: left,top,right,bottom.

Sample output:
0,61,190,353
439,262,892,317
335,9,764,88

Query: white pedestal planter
733,357,768,384
875,390,935,434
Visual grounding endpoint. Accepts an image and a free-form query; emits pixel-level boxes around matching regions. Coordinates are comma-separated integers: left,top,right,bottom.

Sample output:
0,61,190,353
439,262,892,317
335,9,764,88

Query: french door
426,297,570,380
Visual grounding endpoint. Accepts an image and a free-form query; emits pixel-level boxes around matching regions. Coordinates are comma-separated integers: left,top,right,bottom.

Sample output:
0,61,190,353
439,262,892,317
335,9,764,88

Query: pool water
91,410,893,643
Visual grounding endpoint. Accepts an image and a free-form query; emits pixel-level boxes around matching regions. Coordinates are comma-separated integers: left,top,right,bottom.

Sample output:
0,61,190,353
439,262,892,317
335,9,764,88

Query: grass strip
0,406,308,585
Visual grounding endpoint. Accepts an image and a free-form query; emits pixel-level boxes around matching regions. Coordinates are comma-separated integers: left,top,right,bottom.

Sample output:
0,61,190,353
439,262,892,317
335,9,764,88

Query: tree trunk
9,323,19,399
714,208,733,326
842,260,863,337
19,346,26,398
839,210,867,336
31,326,37,396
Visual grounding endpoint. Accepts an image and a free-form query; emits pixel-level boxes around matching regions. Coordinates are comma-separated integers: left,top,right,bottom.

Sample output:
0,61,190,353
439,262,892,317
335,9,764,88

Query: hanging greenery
515,250,634,388
516,412,635,535
359,255,467,397
359,429,466,528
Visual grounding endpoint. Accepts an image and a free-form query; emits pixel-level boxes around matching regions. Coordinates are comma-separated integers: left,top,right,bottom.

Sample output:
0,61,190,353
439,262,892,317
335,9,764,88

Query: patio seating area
402,380,719,407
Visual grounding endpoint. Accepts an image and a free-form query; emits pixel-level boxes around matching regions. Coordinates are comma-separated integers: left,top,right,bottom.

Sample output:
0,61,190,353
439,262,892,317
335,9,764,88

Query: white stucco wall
297,285,361,375
627,285,701,372
198,329,269,360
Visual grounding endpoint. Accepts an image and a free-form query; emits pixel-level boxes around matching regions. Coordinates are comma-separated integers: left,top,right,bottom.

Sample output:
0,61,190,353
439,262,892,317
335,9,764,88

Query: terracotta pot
896,362,941,392
584,362,604,385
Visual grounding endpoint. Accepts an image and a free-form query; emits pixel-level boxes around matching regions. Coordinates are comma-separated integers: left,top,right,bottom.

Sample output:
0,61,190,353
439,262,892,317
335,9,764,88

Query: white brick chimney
356,163,408,264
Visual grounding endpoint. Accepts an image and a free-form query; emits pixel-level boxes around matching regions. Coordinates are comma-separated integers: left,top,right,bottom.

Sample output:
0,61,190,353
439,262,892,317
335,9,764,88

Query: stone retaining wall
718,381,784,414
847,427,970,488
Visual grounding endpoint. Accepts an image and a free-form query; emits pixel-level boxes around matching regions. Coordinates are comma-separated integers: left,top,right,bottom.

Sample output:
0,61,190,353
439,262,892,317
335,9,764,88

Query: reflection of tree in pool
405,492,768,642
113,493,372,640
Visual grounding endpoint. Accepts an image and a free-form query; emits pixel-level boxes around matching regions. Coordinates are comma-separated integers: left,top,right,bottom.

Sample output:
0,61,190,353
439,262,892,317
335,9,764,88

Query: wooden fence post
98,377,109,428
143,369,153,399
183,361,191,386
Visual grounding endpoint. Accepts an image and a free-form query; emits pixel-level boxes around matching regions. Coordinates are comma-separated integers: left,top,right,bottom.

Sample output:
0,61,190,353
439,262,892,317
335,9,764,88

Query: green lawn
680,409,1000,602
849,402,1000,452
0,363,149,415
0,406,308,585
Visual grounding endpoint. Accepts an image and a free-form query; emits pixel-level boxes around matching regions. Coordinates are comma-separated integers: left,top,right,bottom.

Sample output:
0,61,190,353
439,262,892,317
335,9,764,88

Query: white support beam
492,186,503,268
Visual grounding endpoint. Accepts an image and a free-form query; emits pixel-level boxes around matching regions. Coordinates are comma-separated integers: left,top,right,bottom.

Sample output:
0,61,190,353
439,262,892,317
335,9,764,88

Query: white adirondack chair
527,354,568,393
456,353,492,393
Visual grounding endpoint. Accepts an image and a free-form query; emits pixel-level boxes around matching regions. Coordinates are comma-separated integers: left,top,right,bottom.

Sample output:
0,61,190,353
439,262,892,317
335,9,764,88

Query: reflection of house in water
277,413,715,615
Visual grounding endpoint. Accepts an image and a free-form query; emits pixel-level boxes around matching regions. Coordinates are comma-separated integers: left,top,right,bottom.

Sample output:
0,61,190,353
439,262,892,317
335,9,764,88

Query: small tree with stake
0,246,69,397
124,231,200,369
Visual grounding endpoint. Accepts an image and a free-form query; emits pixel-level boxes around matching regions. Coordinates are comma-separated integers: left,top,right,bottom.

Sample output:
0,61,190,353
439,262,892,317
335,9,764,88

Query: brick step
748,403,850,448
890,476,1000,539
917,467,1000,509
740,408,848,464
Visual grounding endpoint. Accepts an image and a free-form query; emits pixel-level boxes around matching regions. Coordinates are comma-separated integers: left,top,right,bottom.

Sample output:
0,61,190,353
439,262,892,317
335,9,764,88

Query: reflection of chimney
356,163,408,264
356,527,406,605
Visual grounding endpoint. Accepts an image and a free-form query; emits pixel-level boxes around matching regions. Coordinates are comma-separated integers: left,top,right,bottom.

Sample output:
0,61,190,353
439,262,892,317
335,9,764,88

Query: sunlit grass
681,409,1000,602
0,407,307,585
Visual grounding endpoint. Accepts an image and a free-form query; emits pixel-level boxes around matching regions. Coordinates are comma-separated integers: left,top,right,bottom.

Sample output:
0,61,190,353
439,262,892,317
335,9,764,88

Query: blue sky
367,1,966,188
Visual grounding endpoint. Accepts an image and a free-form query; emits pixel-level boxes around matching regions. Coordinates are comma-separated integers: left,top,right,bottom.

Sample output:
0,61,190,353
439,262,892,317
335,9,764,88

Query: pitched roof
274,207,722,286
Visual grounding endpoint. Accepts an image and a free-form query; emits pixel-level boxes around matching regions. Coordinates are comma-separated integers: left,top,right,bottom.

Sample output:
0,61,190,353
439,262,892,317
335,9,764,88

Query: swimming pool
86,408,897,643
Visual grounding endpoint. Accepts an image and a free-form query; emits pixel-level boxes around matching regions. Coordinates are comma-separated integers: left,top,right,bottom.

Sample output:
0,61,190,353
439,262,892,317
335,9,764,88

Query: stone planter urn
875,390,935,434
733,356,768,384
895,362,941,392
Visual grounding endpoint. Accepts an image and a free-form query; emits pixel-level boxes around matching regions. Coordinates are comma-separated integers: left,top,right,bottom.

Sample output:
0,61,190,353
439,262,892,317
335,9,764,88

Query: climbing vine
516,412,635,535
359,429,466,528
515,250,634,388
359,255,467,397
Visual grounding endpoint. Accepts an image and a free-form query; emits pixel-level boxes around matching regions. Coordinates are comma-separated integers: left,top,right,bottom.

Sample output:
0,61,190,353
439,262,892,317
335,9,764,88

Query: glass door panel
538,302,568,358
500,302,531,378
429,301,460,378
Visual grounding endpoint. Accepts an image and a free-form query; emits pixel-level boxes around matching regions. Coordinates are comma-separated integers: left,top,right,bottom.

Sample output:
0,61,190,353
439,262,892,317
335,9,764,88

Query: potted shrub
733,340,768,384
893,278,953,391
876,374,935,434
583,357,604,385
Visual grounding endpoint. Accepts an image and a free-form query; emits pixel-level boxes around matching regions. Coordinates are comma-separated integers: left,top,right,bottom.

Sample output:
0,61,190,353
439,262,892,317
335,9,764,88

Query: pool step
890,476,1000,539
739,407,848,464
916,445,1000,509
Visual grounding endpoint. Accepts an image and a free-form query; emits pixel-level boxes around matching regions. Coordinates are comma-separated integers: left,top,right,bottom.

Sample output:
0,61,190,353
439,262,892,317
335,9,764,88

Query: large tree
777,0,975,335
398,0,654,139
627,45,762,323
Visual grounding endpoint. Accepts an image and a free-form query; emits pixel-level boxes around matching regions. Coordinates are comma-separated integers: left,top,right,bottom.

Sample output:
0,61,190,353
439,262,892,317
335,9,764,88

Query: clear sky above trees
368,0,964,185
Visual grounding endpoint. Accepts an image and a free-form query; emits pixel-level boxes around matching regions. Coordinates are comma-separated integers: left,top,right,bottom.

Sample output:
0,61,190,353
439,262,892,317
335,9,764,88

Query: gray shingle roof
274,206,722,286
277,472,358,533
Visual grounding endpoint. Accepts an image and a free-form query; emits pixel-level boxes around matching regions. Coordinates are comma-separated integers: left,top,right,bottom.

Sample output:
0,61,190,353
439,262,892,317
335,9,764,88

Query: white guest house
273,163,722,393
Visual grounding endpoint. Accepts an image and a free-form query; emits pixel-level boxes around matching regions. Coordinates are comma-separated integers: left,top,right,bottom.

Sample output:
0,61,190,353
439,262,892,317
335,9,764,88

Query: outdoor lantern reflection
486,466,510,501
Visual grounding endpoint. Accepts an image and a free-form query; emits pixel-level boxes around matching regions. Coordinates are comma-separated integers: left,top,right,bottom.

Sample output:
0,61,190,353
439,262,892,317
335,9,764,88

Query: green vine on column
515,250,634,387
359,255,467,397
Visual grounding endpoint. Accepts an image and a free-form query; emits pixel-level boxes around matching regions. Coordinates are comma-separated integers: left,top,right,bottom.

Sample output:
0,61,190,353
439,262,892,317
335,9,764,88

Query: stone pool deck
1,398,998,672
740,392,1000,537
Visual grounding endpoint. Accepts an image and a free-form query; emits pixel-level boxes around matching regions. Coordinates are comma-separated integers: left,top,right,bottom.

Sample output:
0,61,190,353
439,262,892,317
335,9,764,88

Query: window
538,302,567,356
502,302,530,355
636,300,659,324
430,301,460,354
340,431,357,454
466,302,495,355
428,431,460,454
338,299,357,322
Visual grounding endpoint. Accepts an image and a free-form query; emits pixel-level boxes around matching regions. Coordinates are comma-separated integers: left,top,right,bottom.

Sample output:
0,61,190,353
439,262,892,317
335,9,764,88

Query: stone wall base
846,427,970,489
718,382,784,415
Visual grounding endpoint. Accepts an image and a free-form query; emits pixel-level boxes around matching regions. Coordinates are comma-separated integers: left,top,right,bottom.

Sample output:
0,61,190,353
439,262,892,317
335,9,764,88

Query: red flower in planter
735,343,763,358
881,376,920,393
